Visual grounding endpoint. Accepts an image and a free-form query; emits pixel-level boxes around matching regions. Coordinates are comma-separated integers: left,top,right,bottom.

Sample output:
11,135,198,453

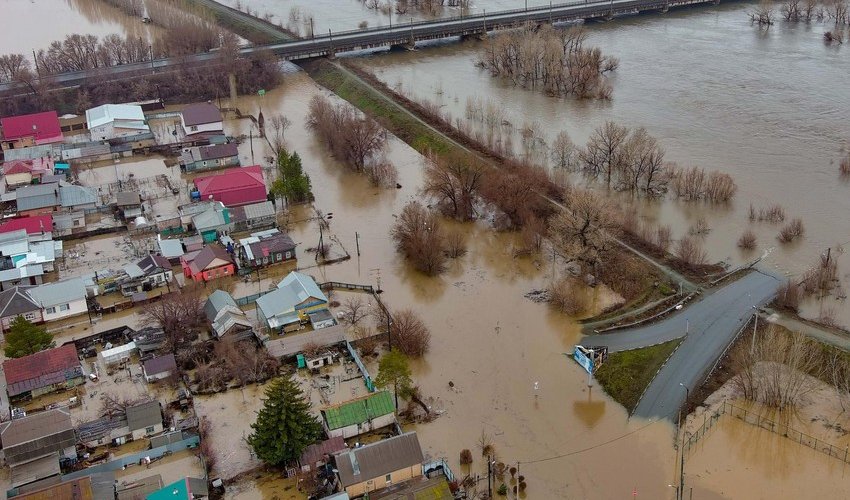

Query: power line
519,409,676,466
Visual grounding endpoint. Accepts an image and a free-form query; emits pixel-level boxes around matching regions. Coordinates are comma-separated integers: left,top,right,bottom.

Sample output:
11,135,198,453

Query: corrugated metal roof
59,185,97,208
322,391,395,430
143,354,177,377
335,432,423,487
0,408,73,448
16,184,60,211
181,103,222,127
158,238,184,259
125,401,162,431
3,345,81,397
85,104,145,129
28,277,86,308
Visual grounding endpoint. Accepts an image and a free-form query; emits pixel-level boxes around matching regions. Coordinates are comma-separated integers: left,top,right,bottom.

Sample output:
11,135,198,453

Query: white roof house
256,272,328,330
85,104,149,140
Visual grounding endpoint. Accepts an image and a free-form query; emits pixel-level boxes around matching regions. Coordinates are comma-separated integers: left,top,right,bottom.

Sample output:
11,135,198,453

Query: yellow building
335,432,424,498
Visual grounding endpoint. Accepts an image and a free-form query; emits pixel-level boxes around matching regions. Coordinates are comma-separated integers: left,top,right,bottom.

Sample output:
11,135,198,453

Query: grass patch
595,338,683,414
304,60,455,155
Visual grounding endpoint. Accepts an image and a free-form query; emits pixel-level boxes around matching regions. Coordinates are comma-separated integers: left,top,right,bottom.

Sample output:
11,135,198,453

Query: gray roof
0,264,44,284
124,263,144,279
28,277,86,308
16,183,60,211
0,286,40,318
117,474,164,500
265,324,346,359
336,432,424,487
181,103,222,127
158,238,184,259
60,184,98,208
143,353,177,377
241,200,275,220
192,204,228,232
9,453,60,488
256,272,327,320
198,143,238,160
125,401,162,432
204,289,237,321
0,409,75,466
116,191,141,206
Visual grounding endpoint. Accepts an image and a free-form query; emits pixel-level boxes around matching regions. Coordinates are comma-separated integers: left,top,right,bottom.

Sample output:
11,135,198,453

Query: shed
320,390,396,439
157,238,185,264
3,344,84,400
116,474,163,500
308,309,336,330
264,324,346,360
97,342,137,366
335,432,424,496
300,436,347,472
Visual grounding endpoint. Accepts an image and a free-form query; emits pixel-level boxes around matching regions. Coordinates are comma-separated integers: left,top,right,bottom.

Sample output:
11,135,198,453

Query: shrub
498,484,508,496
459,449,473,465
390,201,447,275
548,278,592,316
778,218,805,243
676,236,707,266
775,280,802,312
390,309,432,358
445,230,468,258
737,229,757,250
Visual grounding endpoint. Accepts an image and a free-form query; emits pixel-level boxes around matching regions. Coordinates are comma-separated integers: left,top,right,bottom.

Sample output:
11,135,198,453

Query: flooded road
355,2,850,325
0,0,158,55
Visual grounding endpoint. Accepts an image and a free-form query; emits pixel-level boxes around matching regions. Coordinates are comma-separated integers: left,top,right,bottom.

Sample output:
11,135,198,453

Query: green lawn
307,61,455,155
594,338,683,414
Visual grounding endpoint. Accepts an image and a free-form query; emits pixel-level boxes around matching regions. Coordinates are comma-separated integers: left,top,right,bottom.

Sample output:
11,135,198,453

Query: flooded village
0,0,849,499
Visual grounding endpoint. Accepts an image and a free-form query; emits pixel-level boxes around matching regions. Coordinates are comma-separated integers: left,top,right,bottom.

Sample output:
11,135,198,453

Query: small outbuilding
126,400,163,440
320,391,396,440
142,353,178,382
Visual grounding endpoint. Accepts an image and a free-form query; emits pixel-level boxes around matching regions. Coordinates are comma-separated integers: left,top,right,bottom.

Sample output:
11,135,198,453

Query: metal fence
683,401,850,465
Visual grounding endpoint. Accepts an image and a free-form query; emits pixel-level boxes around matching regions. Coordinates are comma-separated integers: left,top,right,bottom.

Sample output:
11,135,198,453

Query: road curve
582,270,781,419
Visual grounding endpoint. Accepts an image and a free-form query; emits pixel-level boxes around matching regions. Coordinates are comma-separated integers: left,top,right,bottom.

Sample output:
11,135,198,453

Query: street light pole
750,306,759,354
678,383,690,500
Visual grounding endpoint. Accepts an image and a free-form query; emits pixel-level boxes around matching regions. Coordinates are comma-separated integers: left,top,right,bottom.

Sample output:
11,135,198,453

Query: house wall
18,206,56,217
0,274,44,292
186,155,239,172
23,373,85,401
5,172,33,188
192,263,235,282
182,120,223,136
0,309,44,331
89,123,114,141
325,412,396,439
344,464,422,498
130,422,163,441
248,249,295,268
41,297,88,322
1,137,36,151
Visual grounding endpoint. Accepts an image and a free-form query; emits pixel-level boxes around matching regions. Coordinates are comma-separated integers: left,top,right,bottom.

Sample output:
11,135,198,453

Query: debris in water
524,289,551,303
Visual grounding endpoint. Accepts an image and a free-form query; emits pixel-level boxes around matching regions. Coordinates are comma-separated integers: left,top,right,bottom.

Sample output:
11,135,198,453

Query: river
352,1,850,326
0,0,160,55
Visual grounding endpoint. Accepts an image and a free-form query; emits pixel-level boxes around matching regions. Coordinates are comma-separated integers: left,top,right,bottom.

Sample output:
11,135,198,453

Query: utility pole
487,455,493,499
355,232,360,256
750,308,758,354
515,462,520,496
678,383,689,500
249,129,254,165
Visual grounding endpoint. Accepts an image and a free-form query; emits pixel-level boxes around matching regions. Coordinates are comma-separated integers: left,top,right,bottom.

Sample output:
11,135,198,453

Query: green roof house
320,391,396,439
146,477,208,500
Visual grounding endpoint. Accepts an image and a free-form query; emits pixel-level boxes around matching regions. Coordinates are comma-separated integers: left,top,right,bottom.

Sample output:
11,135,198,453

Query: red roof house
0,111,63,149
193,165,267,207
2,158,53,188
180,245,235,282
0,215,53,237
3,344,85,400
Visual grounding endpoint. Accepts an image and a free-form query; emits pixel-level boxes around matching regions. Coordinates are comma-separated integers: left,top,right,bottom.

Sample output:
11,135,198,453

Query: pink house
2,158,53,189
180,245,236,282
193,165,267,207
0,111,63,150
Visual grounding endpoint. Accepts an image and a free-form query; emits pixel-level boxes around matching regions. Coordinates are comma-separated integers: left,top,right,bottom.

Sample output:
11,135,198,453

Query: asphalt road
582,270,781,420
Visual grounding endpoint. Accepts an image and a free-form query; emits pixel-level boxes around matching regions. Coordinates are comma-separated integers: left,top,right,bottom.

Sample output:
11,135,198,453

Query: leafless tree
676,236,707,266
422,151,485,220
551,131,579,170
0,54,30,83
390,201,448,275
480,162,553,229
775,279,803,312
307,95,387,172
142,287,205,353
550,188,619,267
548,278,591,316
751,0,776,26
580,121,630,188
390,309,432,357
340,297,369,325
444,230,468,258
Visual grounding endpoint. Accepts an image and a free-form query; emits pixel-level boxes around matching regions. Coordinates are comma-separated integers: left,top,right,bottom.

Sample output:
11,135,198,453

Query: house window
145,426,155,434
45,306,56,314
202,161,207,167
59,304,70,312
190,125,198,132
24,313,35,320
385,474,392,483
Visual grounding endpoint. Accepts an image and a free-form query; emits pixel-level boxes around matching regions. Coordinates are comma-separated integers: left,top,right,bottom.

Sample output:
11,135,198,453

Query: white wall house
180,103,223,137
27,277,88,322
86,104,149,141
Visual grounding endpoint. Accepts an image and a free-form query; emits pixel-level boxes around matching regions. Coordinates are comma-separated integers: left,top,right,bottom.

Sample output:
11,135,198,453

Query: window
202,161,207,167
385,474,392,483
145,426,155,434
45,306,56,314
190,125,198,132
24,313,35,320
59,304,70,312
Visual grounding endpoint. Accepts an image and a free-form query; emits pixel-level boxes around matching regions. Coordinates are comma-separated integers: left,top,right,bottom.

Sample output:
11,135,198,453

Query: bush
390,201,447,275
459,449,473,465
737,229,757,250
445,230,468,258
676,236,707,266
390,309,432,358
778,218,805,243
841,153,850,176
775,280,802,312
548,278,591,316
497,484,508,496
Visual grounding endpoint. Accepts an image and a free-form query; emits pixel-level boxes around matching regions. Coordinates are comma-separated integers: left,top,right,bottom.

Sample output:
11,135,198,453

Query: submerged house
181,103,223,137
255,271,328,332
193,166,267,207
320,391,396,439
238,230,296,269
180,245,235,282
203,290,252,339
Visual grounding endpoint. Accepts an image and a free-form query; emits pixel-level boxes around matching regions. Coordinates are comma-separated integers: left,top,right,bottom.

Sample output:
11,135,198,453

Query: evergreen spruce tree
4,317,54,358
271,148,312,204
247,376,322,466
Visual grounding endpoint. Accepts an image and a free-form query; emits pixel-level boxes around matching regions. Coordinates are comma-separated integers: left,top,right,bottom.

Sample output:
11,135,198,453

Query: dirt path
763,308,850,351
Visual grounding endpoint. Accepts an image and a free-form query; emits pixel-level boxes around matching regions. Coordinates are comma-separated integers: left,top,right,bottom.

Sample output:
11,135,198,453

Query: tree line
478,25,619,100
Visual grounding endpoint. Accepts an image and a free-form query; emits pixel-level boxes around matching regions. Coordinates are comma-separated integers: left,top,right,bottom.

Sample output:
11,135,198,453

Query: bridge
0,0,724,94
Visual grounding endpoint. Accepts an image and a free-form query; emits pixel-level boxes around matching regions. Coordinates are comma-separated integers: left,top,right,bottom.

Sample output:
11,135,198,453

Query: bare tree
340,297,368,325
676,236,707,266
307,95,387,172
550,188,619,267
737,229,757,249
390,309,432,357
390,201,448,275
751,0,776,25
778,218,805,243
142,287,205,353
551,131,578,170
580,121,630,188
422,151,485,220
548,278,591,316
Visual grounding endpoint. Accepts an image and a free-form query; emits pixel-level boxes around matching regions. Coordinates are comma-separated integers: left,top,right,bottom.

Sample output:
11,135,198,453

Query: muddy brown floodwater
218,68,850,497
356,2,850,327
0,0,160,55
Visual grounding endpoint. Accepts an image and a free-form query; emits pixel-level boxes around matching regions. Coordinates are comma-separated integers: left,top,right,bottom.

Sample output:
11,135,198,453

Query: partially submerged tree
247,376,322,466
4,317,55,358
549,188,619,268
307,95,387,173
142,287,205,353
422,151,485,220
390,201,447,275
580,121,629,189
270,148,312,205
390,309,431,358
